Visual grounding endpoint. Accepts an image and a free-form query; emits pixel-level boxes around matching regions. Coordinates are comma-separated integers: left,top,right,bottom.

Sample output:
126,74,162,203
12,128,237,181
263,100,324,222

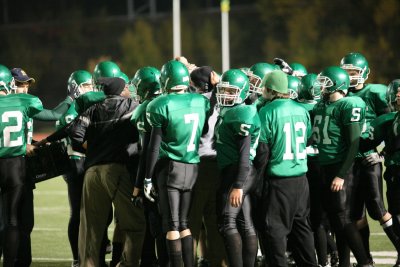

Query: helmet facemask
216,82,244,106
341,64,369,87
0,77,16,94
317,75,347,99
248,73,263,95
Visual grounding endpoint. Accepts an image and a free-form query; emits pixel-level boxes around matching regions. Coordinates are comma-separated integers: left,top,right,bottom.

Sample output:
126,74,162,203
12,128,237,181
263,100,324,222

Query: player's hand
130,187,143,208
331,177,344,192
144,178,157,202
26,144,36,156
273,57,293,75
68,84,80,101
229,188,243,208
362,152,384,166
33,138,48,147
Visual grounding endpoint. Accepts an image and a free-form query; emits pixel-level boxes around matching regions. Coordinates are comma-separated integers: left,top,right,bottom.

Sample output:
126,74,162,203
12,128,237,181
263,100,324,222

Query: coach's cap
97,77,125,95
11,68,36,84
190,66,213,93
262,70,288,94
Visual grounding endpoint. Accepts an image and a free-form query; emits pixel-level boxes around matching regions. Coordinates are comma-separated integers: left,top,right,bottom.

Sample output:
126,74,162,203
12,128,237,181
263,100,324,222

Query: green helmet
289,62,308,78
317,66,350,95
287,75,301,99
340,52,370,86
160,60,189,92
93,61,121,87
68,70,93,98
0,64,15,94
240,67,250,75
298,73,321,101
132,66,161,102
387,79,400,112
247,63,275,94
118,72,129,83
216,69,249,106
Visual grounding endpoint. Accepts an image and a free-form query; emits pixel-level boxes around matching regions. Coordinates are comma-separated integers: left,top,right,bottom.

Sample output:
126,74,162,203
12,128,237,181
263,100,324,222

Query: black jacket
66,95,139,170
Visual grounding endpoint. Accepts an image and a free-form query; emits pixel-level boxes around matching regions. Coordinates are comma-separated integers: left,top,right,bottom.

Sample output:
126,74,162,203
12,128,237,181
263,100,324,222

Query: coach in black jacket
67,77,145,267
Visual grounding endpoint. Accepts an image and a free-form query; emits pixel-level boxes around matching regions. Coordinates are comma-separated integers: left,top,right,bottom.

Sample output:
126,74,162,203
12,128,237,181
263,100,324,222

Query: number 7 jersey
0,94,43,158
312,96,366,165
146,92,210,163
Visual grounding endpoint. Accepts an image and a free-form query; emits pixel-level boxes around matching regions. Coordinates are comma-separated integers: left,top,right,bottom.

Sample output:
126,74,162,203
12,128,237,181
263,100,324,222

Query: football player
213,69,260,267
187,66,228,267
255,70,317,266
144,60,210,267
245,62,275,107
296,73,339,266
341,52,395,263
312,66,372,266
358,80,400,266
11,67,78,267
130,66,167,267
0,64,43,267
56,70,93,267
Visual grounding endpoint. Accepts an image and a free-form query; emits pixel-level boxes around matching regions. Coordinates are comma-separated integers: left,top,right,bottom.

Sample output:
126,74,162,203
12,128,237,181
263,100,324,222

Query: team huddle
0,52,400,267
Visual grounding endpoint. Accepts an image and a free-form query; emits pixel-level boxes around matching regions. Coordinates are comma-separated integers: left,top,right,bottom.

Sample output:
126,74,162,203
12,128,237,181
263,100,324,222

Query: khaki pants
79,163,146,267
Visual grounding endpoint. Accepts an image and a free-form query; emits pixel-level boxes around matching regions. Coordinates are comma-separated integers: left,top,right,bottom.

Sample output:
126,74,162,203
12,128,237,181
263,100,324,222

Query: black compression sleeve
233,135,251,189
337,123,361,178
46,125,69,142
145,127,162,179
254,142,270,178
136,131,151,188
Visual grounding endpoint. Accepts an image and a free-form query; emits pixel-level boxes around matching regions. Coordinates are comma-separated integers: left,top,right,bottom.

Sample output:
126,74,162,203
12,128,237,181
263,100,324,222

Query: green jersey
131,99,153,146
55,102,84,158
347,84,388,138
368,112,400,166
297,100,318,157
0,94,43,158
259,99,311,177
312,96,365,165
146,92,210,163
215,104,260,170
74,91,106,114
27,118,33,145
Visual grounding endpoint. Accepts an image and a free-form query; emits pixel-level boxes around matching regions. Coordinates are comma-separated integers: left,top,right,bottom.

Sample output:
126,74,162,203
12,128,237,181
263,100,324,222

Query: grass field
5,176,397,266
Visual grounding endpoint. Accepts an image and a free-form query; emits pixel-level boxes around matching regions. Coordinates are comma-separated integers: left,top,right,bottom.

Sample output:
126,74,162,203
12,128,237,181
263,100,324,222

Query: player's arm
233,134,251,189
32,97,73,121
145,127,162,179
337,123,361,179
254,141,270,178
136,131,151,190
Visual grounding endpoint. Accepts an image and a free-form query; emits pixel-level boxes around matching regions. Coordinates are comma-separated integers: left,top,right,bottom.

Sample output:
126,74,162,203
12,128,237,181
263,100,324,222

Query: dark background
1,0,399,132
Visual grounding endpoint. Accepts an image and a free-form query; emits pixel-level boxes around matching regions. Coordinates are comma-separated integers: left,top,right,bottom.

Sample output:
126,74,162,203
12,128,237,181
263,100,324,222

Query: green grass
5,175,395,266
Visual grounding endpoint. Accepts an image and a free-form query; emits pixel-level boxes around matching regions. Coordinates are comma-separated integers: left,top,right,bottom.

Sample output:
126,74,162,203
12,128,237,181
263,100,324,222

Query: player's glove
131,194,143,208
273,57,293,75
67,84,81,101
144,178,157,202
362,152,384,166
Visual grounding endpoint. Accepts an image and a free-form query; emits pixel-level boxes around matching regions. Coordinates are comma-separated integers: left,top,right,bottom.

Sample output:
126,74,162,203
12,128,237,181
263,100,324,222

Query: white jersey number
184,113,199,152
2,111,23,147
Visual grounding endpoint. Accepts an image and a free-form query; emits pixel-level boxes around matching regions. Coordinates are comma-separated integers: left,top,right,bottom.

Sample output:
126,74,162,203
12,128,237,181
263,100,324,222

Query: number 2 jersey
146,92,210,164
0,94,43,158
312,96,366,165
258,99,311,177
214,104,260,170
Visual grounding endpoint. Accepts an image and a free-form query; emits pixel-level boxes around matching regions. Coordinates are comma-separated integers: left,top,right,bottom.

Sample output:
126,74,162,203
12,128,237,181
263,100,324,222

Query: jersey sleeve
341,98,366,126
373,84,389,115
230,106,258,137
26,95,44,117
369,112,396,142
258,106,271,144
146,98,167,128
